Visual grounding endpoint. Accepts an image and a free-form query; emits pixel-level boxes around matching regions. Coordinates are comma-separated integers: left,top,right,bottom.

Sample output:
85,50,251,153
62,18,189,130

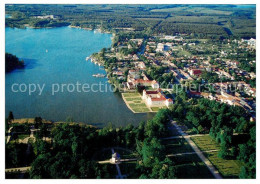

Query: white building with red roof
188,69,203,77
142,89,173,107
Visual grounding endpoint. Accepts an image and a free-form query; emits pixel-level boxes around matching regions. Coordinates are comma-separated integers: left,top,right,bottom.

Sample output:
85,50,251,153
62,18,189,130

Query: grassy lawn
122,93,151,113
128,103,147,108
129,106,150,113
122,92,166,113
150,107,161,111
133,100,142,103
191,134,243,178
163,138,194,154
191,135,220,151
204,152,243,178
177,49,192,57
124,97,141,101
122,93,140,97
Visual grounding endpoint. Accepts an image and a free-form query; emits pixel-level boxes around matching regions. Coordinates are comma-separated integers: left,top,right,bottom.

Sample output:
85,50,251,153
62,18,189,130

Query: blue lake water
5,14,11,18
5,27,154,127
234,5,256,9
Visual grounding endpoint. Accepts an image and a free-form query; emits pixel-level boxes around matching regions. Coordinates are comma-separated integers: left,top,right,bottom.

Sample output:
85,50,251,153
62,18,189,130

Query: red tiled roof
190,91,201,96
151,96,167,101
135,79,153,84
145,90,159,94
192,69,202,75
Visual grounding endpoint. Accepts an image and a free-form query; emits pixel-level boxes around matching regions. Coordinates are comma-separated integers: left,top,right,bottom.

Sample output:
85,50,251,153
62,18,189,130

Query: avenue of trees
168,90,255,178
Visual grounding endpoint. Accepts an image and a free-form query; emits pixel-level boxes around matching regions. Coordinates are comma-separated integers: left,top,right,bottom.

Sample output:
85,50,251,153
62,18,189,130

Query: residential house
188,69,203,77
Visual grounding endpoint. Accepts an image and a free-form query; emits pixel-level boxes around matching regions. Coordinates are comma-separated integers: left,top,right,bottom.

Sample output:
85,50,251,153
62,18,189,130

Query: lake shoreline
10,118,98,128
6,26,152,127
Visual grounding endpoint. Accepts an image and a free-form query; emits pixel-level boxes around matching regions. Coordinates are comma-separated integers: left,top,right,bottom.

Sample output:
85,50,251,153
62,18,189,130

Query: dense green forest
5,4,256,39
6,110,173,179
5,53,24,72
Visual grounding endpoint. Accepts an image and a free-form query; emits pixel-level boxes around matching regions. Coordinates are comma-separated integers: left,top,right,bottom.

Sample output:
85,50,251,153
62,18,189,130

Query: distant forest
5,4,256,39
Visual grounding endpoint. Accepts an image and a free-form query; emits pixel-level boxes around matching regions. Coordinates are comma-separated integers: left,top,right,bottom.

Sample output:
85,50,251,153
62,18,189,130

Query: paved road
98,158,138,164
171,121,223,179
6,127,13,143
98,160,111,164
162,134,206,140
167,149,218,157
5,166,31,173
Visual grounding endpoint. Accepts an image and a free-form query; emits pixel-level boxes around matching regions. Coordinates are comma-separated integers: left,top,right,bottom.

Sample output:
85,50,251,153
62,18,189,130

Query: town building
142,89,173,107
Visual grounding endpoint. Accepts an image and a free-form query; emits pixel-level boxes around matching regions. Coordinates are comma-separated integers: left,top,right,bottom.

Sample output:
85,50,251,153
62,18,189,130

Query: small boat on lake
92,73,105,78
86,56,90,61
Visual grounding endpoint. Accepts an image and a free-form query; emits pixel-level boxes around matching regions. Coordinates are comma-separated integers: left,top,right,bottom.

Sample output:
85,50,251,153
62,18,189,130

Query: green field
150,107,161,112
191,135,243,178
122,93,140,97
177,49,192,57
191,135,220,151
124,97,141,101
204,152,244,178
